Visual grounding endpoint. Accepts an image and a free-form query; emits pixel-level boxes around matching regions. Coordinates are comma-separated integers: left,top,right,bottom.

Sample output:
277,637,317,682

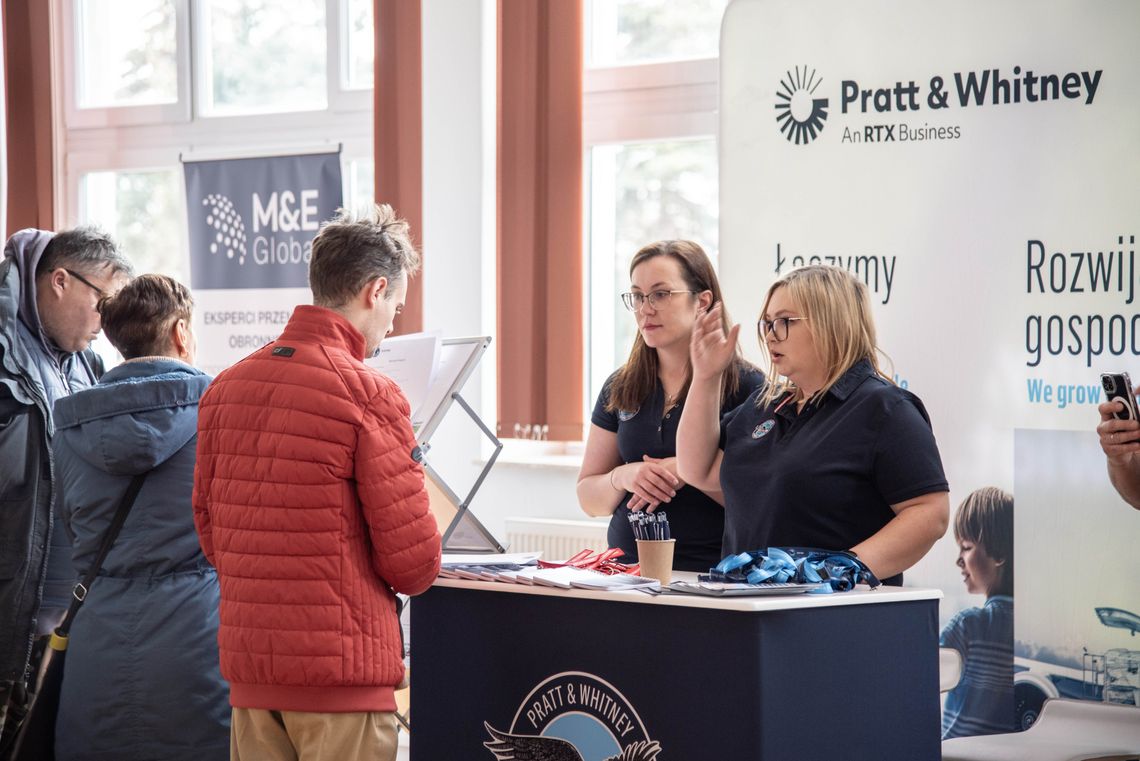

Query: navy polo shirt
592,364,765,572
719,359,948,584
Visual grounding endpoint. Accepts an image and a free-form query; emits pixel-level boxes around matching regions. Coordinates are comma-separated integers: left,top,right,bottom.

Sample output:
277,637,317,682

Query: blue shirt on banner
940,595,1016,739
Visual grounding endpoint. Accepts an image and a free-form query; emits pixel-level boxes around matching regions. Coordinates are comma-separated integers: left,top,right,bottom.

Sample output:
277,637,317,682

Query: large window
343,0,374,90
79,169,187,281
198,0,328,116
588,0,729,66
75,0,179,109
583,0,725,417
58,0,375,289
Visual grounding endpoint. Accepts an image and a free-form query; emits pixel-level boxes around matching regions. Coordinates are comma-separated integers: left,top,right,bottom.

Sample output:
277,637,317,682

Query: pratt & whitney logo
199,189,321,267
775,61,1102,146
774,66,829,145
483,672,662,761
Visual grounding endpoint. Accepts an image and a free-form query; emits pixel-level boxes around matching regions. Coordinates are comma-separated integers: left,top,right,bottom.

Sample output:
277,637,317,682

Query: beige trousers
230,707,398,761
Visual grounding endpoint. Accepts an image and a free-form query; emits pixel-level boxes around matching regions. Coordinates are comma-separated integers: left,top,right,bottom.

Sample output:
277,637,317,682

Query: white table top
430,572,941,613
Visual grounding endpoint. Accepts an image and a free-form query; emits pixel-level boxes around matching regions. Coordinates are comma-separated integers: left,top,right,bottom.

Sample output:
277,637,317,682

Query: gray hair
308,204,421,307
35,226,133,279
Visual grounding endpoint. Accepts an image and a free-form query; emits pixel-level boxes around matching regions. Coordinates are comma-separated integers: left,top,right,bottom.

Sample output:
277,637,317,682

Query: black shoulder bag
7,472,149,761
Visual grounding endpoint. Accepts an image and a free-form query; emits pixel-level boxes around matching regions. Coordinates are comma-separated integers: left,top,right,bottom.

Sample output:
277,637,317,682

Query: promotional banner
720,0,1139,734
183,151,343,374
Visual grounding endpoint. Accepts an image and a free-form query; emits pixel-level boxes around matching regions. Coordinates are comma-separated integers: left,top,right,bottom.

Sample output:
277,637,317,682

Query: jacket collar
279,305,368,360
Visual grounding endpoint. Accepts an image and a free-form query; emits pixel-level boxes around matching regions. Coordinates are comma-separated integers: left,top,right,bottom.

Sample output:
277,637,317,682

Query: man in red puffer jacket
193,204,441,761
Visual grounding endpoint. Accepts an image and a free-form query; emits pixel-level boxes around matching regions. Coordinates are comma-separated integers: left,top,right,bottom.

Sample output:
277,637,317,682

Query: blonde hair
757,265,892,408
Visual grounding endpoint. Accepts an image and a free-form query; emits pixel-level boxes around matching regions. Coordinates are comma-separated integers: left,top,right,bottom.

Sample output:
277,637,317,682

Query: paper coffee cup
636,539,676,585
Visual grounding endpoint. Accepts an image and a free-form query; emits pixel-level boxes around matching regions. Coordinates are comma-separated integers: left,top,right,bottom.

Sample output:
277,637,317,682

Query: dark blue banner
183,151,343,290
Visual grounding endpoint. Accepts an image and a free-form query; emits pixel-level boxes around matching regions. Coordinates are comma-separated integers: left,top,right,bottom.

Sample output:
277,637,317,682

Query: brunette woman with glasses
576,240,764,572
677,264,950,585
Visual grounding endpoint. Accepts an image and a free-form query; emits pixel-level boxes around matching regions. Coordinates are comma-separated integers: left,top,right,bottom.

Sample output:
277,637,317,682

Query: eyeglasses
64,269,108,302
758,316,807,341
620,290,698,312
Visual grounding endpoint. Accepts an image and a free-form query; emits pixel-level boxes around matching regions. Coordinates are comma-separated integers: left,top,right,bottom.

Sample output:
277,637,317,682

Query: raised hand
690,302,739,382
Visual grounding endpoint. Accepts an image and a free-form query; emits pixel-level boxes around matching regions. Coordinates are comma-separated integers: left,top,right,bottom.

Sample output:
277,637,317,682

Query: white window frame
60,0,192,129
334,0,375,102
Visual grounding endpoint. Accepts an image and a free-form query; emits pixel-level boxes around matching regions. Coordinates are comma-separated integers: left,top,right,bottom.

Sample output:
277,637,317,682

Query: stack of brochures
667,580,828,597
438,552,660,591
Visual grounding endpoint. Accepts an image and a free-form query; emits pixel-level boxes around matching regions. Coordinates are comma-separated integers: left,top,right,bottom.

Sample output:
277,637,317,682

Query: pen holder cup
635,539,676,585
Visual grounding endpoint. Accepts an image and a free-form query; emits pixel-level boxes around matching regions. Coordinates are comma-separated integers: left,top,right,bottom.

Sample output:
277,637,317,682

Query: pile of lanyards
538,548,640,576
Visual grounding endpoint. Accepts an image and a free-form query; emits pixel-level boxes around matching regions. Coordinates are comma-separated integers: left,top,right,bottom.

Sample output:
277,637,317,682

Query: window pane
345,0,374,90
201,0,326,115
80,169,187,282
80,169,186,367
588,0,729,67
587,139,718,407
76,0,178,108
348,158,375,212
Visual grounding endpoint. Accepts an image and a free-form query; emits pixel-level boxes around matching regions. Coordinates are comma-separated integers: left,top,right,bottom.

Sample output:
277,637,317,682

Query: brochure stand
413,336,505,553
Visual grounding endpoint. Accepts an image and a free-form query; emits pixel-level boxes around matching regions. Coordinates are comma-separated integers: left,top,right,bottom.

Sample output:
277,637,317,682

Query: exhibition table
410,576,942,760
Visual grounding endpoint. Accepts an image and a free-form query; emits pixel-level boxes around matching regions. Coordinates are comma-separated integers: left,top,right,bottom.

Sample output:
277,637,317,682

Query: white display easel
414,336,505,553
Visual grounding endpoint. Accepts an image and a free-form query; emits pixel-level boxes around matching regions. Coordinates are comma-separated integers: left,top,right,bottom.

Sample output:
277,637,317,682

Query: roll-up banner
183,150,343,375
721,0,1139,731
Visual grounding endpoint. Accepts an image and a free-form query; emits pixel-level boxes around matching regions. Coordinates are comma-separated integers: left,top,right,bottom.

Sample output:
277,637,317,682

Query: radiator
504,517,610,562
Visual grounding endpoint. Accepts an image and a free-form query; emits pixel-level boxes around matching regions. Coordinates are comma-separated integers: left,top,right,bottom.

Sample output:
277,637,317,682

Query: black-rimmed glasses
620,289,698,312
64,269,108,302
758,316,807,341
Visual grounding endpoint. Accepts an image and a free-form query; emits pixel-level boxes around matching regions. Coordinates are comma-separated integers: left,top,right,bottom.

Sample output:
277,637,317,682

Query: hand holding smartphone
1101,372,1140,421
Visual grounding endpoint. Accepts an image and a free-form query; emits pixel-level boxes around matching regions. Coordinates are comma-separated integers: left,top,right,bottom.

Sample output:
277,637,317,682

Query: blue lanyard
709,547,880,592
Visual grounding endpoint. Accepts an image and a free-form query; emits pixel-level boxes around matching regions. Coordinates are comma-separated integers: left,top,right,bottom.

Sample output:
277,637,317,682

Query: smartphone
1101,372,1140,421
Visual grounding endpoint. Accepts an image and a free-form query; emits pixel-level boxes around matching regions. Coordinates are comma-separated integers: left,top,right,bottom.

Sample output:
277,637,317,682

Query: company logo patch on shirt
752,419,775,439
271,346,295,357
618,408,639,422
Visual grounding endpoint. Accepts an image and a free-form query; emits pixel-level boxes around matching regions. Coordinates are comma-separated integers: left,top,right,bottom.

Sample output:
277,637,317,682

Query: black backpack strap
54,472,149,639
78,348,105,383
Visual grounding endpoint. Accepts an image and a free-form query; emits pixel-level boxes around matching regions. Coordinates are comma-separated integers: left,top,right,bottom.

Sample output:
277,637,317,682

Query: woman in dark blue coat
51,274,228,761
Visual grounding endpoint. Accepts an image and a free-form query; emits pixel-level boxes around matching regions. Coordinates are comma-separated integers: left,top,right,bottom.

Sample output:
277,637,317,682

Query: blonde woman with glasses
676,265,949,585
577,240,764,572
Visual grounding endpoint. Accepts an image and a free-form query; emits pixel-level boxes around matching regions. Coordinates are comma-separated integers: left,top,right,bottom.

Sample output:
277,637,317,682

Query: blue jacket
0,230,103,687
52,359,229,761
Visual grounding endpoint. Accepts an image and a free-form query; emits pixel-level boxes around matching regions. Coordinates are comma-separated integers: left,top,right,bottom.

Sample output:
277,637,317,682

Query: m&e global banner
183,150,343,375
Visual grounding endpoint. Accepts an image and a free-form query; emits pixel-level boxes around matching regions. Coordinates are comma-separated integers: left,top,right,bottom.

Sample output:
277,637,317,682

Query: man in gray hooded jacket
0,227,132,743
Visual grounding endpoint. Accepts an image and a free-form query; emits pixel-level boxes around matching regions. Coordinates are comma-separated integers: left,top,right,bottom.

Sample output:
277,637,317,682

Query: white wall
420,0,592,546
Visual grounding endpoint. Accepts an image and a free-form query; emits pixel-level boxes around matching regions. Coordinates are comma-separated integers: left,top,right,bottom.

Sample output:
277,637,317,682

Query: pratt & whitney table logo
483,672,662,761
774,66,829,145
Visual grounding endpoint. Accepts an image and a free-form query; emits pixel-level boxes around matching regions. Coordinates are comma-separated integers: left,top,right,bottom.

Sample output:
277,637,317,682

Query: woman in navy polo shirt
576,240,763,572
677,265,949,584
